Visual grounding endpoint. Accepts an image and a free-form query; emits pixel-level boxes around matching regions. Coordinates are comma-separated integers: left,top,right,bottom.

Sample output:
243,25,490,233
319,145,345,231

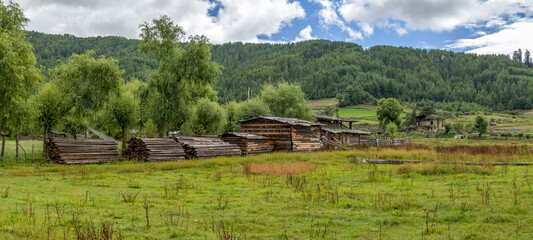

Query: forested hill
26,31,157,80
27,31,533,111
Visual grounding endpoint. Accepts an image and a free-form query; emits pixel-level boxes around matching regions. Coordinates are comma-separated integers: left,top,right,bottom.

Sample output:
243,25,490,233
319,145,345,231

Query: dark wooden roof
238,116,321,127
221,132,273,140
322,128,371,135
371,130,389,134
416,114,445,120
313,115,358,122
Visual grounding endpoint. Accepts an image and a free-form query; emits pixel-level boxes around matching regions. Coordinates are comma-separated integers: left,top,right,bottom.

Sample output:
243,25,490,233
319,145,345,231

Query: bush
236,98,271,121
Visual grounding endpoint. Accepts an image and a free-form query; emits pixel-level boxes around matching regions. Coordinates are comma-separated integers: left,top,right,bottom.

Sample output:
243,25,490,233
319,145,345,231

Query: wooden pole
1,133,5,158
15,133,19,163
122,127,127,153
32,143,34,161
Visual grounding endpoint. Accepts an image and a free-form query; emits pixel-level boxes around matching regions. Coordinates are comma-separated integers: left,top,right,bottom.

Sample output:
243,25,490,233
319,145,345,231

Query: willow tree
36,51,122,159
0,1,42,158
139,15,220,137
259,82,312,120
100,89,139,149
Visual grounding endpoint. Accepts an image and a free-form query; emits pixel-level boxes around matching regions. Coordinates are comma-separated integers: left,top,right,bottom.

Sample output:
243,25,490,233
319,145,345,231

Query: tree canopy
0,0,42,157
0,1,42,127
377,98,403,129
259,82,312,120
35,51,123,158
473,116,488,137
139,15,220,137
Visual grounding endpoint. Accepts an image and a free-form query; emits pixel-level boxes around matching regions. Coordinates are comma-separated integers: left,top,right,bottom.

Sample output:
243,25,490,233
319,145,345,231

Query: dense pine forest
27,31,533,111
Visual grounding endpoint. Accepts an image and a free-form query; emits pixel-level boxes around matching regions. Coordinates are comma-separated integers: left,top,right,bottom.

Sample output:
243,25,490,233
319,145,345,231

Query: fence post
16,133,19,163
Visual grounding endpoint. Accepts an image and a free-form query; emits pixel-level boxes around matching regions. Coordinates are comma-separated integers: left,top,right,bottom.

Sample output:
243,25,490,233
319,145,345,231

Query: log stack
123,138,186,162
221,132,275,155
172,135,241,159
47,138,122,164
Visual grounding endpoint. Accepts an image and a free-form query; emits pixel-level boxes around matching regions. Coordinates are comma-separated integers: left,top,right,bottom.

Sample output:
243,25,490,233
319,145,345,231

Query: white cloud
293,25,316,41
447,19,533,54
14,0,305,43
338,0,533,36
312,0,362,40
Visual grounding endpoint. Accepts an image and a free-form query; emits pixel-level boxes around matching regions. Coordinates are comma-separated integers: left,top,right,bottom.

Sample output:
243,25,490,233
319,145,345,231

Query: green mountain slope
27,31,533,111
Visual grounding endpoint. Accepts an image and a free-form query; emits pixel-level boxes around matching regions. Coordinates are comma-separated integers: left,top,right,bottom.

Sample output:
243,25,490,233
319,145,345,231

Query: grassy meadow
0,140,532,239
0,140,43,164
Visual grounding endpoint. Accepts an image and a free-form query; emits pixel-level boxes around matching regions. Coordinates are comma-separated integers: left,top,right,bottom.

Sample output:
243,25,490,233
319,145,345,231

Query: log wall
239,120,292,151
291,126,322,152
221,136,275,155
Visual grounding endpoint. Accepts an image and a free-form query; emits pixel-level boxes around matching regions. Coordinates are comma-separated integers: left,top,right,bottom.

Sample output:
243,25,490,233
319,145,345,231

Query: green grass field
0,140,43,164
0,140,532,239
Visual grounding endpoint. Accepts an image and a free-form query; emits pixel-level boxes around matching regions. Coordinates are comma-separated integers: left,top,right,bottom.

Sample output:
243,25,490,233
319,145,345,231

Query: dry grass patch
242,162,317,176
10,168,31,176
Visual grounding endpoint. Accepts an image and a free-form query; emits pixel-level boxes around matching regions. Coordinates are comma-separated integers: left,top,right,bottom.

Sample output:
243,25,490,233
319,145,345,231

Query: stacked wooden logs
47,137,122,164
123,138,186,162
173,135,241,159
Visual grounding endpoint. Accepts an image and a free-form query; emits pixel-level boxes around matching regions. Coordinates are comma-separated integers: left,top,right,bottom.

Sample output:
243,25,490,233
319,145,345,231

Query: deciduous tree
259,82,312,120
473,115,488,137
0,1,42,158
377,98,403,129
236,98,271,121
183,98,226,135
101,90,139,149
36,51,122,159
139,16,220,137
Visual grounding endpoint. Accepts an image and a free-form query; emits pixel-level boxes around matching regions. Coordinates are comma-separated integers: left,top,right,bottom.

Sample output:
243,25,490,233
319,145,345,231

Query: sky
12,0,533,55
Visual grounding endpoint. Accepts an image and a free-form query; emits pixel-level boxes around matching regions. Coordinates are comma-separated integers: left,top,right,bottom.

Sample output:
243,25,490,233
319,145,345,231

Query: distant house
490,122,497,126
237,116,322,152
415,115,444,132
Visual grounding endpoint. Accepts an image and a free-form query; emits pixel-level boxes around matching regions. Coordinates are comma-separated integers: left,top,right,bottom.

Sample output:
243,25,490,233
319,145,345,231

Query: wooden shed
313,115,358,129
221,132,275,155
322,128,371,146
237,116,322,152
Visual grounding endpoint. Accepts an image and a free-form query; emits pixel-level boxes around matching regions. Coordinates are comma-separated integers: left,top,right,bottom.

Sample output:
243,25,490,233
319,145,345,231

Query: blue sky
15,0,533,55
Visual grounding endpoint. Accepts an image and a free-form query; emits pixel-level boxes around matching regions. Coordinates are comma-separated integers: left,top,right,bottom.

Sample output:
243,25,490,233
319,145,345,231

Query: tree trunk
85,126,88,139
122,127,127,153
1,133,5,158
16,132,19,163
157,122,163,138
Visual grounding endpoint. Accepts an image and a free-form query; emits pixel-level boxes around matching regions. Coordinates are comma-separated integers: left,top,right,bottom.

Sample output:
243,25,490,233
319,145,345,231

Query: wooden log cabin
220,132,275,155
237,116,322,152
